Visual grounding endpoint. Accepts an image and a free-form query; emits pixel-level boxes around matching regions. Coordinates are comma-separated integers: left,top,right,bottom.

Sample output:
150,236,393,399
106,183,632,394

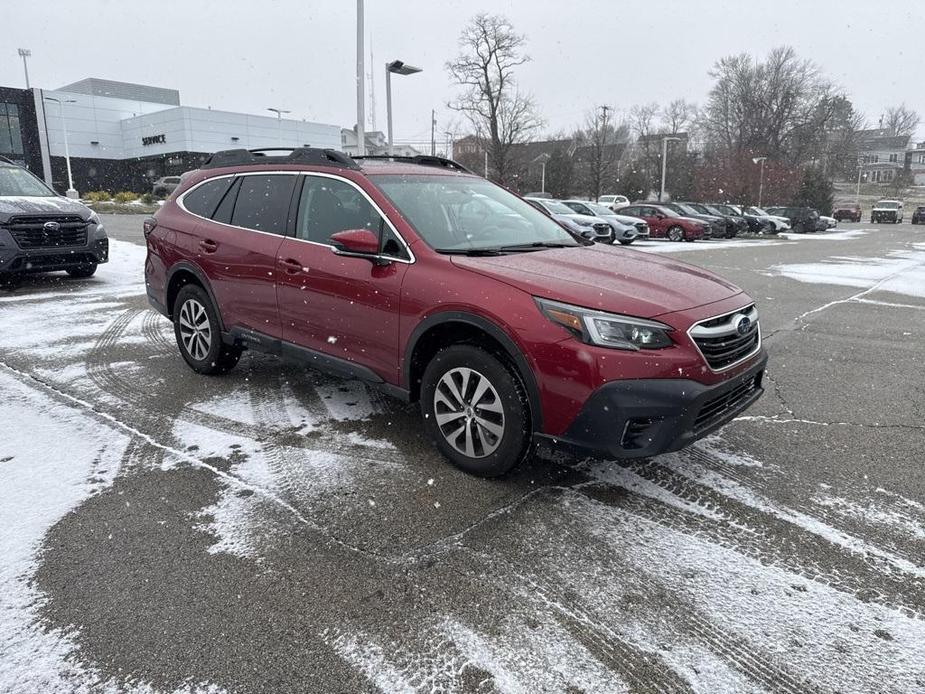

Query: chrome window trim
687,304,762,373
176,170,415,264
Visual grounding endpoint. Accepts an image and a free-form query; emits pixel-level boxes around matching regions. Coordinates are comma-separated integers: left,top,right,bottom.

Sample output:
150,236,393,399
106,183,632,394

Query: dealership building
0,77,341,194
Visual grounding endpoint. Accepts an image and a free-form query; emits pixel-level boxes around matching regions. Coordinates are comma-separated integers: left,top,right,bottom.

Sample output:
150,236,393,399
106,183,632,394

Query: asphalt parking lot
2,215,924,693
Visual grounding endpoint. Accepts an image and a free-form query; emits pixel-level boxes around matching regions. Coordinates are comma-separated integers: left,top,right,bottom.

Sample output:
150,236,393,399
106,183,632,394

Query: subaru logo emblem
735,315,752,336
43,221,61,233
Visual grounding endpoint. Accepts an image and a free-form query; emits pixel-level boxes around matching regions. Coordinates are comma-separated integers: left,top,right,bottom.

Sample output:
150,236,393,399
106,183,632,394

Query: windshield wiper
497,242,578,251
435,247,506,256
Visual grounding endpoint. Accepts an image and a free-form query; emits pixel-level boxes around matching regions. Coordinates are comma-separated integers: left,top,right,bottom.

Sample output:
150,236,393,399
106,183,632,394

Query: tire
173,284,241,375
420,344,531,477
66,263,98,278
0,272,22,289
667,226,685,242
618,239,634,246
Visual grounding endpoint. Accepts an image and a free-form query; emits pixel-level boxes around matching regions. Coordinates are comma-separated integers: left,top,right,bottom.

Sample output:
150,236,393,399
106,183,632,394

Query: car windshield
372,175,579,251
745,206,768,215
585,202,616,216
712,204,736,215
598,196,615,203
0,166,56,197
676,203,703,216
876,201,900,209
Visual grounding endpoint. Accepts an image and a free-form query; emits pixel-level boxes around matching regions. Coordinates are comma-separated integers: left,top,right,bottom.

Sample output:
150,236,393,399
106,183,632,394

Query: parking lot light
386,60,422,156
44,96,79,199
659,136,681,202
752,156,767,207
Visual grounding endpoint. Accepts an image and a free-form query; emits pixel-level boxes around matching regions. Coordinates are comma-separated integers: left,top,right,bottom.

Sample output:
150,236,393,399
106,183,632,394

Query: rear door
181,172,297,338
275,174,411,383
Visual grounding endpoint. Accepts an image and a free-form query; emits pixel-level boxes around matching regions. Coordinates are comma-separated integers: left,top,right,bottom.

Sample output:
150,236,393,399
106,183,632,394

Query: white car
743,206,792,232
819,215,838,229
561,200,649,245
871,199,904,224
597,194,630,210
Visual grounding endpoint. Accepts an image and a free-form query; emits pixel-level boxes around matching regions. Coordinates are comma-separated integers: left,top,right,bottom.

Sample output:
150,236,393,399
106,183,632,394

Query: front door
275,174,411,383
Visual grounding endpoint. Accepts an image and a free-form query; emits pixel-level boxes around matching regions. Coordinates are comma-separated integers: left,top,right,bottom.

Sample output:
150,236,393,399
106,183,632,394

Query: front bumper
541,351,767,459
0,236,109,274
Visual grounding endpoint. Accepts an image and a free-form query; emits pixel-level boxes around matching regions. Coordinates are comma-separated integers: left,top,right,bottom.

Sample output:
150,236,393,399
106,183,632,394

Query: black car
708,204,753,236
0,157,109,283
912,206,925,225
765,206,820,233
680,202,742,238
725,204,771,234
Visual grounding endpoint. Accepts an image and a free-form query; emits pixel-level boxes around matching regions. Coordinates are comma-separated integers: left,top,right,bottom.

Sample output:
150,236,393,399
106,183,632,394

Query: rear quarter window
230,174,297,234
182,177,234,218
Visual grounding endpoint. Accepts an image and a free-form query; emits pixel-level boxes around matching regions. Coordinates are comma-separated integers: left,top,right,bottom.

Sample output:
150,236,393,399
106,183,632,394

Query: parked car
724,204,771,234
0,156,109,283
742,206,791,232
871,199,904,223
663,202,724,238
145,147,766,476
525,197,614,243
618,203,708,241
912,206,925,224
152,176,183,197
765,206,820,233
707,204,752,236
597,194,630,210
678,202,740,238
832,203,862,222
561,199,646,245
819,215,838,229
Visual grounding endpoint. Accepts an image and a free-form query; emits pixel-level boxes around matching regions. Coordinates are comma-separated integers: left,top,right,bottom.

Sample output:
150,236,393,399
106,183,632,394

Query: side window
182,177,233,218
296,176,409,259
212,177,241,224
230,174,297,234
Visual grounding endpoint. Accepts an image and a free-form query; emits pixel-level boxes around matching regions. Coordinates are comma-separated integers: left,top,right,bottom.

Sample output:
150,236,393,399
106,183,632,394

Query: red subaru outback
144,148,766,477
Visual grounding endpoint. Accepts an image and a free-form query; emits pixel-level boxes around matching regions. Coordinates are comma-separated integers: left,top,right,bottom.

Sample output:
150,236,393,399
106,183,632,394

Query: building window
889,153,898,163
0,103,24,156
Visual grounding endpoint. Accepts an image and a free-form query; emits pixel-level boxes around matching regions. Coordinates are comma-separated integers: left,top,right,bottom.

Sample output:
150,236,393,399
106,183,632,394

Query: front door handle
199,239,218,253
281,258,304,274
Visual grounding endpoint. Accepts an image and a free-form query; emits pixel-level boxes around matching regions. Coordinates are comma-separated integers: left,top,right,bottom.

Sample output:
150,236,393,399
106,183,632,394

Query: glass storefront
0,102,25,158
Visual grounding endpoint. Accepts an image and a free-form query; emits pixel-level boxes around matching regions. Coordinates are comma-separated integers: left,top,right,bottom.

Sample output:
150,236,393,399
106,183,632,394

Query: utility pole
267,107,290,145
368,40,376,131
17,48,31,89
45,96,78,198
356,0,365,156
431,109,436,156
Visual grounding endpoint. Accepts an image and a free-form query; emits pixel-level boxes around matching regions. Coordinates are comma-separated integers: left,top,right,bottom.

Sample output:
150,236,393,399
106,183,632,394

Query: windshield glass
0,166,56,197
372,175,579,251
713,204,736,215
746,206,768,215
535,200,575,215
876,201,900,209
598,196,615,203
586,202,616,216
675,203,702,216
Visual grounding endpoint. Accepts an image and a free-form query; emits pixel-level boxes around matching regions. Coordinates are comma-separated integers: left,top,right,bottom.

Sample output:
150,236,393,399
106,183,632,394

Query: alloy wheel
178,298,212,361
433,367,505,458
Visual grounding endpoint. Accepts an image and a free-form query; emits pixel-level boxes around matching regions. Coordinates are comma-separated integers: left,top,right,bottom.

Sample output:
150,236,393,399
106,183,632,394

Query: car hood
565,213,606,225
0,195,91,221
610,214,647,225
450,244,743,319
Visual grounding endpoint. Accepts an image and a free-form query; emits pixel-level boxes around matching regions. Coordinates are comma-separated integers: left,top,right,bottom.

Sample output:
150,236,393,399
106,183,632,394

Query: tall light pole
44,96,78,199
659,136,681,202
356,0,365,156
267,107,291,145
856,155,863,204
17,48,31,89
385,60,422,155
752,156,767,207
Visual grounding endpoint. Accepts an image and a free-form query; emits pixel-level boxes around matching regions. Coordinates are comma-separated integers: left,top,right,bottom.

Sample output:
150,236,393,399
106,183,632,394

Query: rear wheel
421,345,531,477
66,263,98,278
173,284,241,375
667,226,685,242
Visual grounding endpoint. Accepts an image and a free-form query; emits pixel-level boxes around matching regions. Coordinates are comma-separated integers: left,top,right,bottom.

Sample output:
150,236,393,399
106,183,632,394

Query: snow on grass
767,247,925,298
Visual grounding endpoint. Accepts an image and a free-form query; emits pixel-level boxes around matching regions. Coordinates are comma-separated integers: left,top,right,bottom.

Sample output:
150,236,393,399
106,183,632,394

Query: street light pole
659,136,681,202
267,107,291,145
541,161,546,193
752,156,767,207
356,0,365,156
44,96,78,198
17,48,31,89
385,60,422,156
856,157,863,204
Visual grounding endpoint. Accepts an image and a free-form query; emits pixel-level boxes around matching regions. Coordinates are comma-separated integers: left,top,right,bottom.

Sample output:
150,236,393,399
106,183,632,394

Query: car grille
3,215,89,249
694,372,761,432
689,305,760,370
634,222,649,235
592,222,611,236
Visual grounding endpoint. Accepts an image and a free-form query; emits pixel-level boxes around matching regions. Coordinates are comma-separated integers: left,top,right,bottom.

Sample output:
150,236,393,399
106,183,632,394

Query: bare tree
661,99,697,135
577,106,622,200
883,104,920,137
446,14,542,185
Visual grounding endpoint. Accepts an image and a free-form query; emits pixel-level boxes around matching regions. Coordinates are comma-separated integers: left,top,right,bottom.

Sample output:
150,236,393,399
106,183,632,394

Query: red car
145,148,766,477
833,204,862,223
619,203,708,241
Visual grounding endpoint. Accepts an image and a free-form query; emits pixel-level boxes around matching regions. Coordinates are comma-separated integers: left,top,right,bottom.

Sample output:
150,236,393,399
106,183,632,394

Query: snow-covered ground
1,234,923,692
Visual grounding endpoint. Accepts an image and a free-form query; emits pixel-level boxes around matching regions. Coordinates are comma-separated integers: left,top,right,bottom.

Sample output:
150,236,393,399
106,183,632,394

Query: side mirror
329,229,379,256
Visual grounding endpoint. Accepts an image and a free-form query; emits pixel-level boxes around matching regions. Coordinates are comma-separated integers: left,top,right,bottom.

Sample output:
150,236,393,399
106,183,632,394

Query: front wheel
173,284,241,375
67,263,98,278
421,345,531,477
618,238,634,246
667,226,685,242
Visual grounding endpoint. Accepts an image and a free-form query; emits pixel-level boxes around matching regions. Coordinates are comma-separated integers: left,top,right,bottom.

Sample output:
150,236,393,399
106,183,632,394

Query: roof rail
0,155,15,165
200,147,360,170
351,154,474,174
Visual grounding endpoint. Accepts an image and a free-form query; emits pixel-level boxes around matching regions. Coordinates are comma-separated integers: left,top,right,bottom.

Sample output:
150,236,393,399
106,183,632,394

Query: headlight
88,211,102,225
535,298,673,350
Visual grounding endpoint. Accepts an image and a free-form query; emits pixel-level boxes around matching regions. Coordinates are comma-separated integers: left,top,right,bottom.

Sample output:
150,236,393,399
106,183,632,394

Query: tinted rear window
182,178,233,218
230,174,297,234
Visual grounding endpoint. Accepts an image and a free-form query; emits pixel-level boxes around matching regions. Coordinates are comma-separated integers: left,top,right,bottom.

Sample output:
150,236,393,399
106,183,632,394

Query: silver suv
152,176,182,197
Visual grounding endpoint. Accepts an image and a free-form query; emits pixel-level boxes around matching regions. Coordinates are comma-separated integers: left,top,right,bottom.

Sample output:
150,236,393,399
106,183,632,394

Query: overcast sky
2,0,923,144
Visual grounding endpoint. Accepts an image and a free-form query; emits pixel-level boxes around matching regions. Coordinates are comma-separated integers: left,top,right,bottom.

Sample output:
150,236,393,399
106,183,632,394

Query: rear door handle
281,258,304,274
199,239,218,253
